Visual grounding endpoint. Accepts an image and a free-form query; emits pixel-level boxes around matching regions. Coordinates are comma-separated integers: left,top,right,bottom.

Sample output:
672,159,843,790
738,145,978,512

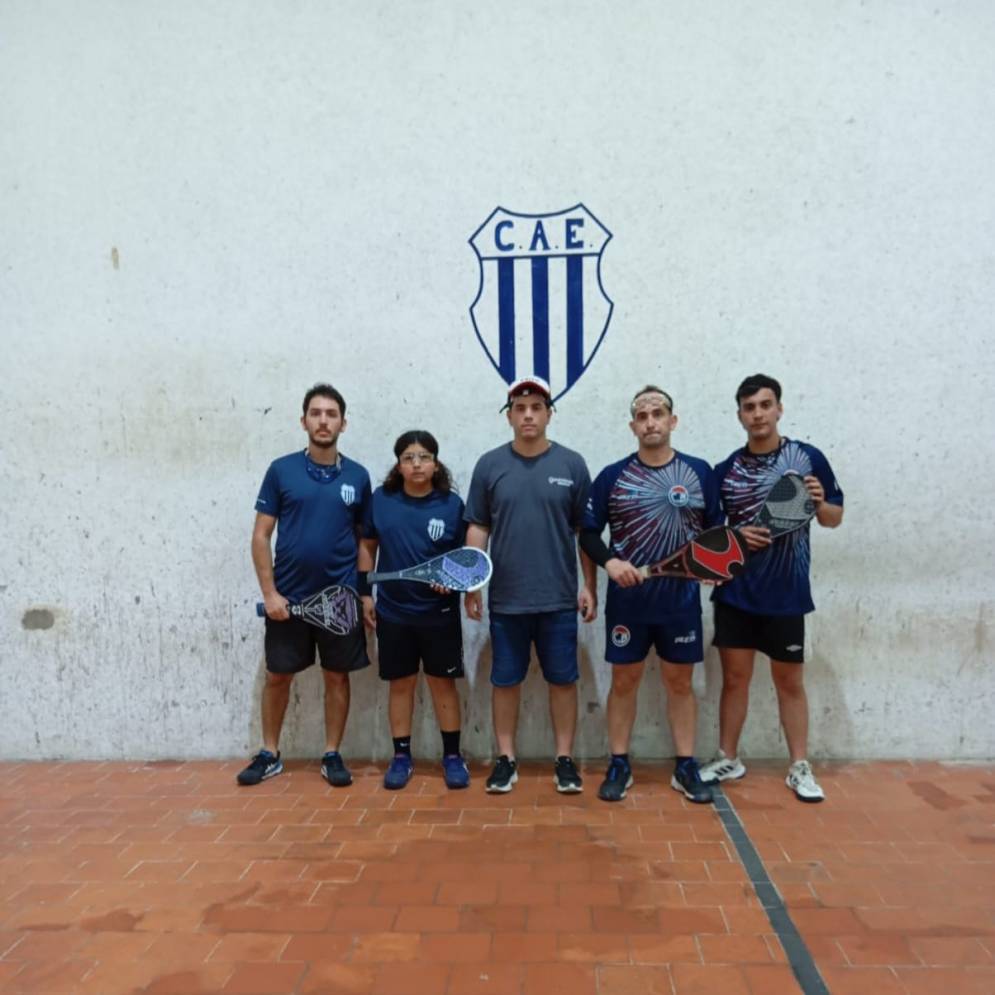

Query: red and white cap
503,375,552,408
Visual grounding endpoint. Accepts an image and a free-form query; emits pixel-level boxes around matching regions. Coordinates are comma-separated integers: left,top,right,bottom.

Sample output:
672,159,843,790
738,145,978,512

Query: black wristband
579,529,612,568
356,571,372,597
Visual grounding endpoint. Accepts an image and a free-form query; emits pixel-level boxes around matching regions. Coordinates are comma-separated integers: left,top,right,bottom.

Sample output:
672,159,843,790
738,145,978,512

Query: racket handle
637,566,650,579
255,602,265,617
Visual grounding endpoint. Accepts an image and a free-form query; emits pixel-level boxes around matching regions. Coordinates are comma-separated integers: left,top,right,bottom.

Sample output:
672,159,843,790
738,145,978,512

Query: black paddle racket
639,526,748,583
255,584,361,635
755,472,816,537
368,547,492,592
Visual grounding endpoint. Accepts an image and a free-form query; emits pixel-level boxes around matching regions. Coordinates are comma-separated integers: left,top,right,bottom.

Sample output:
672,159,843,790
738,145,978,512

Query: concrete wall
2,1,993,762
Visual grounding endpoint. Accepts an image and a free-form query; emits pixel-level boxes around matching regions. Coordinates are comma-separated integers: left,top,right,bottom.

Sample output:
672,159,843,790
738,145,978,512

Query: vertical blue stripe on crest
566,255,584,383
497,258,516,380
531,257,550,380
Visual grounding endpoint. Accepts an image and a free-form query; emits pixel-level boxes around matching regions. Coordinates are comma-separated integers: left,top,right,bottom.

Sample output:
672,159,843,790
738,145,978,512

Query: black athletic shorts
712,601,806,664
375,614,464,681
265,616,369,675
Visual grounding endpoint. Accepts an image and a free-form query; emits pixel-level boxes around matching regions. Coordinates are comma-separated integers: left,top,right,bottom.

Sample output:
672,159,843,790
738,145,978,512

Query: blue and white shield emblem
469,204,613,403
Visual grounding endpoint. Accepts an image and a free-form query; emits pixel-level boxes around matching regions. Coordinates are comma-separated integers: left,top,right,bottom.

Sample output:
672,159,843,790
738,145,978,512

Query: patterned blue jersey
583,451,722,622
712,438,843,616
255,451,371,602
362,487,466,623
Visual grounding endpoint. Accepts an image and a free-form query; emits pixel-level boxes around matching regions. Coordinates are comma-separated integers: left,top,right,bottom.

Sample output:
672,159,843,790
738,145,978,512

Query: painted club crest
427,518,445,541
469,204,613,403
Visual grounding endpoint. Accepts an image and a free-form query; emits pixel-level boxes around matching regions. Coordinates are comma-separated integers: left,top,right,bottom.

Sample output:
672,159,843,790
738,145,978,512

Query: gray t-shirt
464,442,591,614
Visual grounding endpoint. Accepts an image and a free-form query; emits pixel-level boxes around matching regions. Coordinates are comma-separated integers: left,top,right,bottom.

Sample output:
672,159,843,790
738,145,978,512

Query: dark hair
735,374,781,406
382,430,454,495
630,384,674,415
302,383,346,417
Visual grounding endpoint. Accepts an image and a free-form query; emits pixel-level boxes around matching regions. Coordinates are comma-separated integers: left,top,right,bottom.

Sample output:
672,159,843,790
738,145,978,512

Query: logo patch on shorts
610,625,631,648
427,517,445,541
785,644,803,652
668,484,689,507
340,483,356,505
674,631,696,644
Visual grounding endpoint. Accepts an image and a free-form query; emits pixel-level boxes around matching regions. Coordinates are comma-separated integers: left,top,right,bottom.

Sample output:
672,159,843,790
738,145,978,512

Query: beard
309,431,339,449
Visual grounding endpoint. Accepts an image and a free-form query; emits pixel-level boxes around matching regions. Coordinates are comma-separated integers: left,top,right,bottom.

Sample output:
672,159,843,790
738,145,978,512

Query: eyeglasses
399,453,435,465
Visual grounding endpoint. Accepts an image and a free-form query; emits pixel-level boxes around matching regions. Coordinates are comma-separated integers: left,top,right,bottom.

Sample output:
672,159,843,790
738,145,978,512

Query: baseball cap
502,375,552,410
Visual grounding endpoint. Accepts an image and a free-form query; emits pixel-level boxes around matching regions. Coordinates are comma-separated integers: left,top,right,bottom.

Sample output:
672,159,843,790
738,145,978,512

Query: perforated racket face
299,586,359,635
755,473,816,537
438,549,492,591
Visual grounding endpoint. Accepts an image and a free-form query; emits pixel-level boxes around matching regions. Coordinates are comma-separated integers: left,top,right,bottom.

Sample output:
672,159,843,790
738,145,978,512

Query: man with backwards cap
580,386,721,803
464,375,597,793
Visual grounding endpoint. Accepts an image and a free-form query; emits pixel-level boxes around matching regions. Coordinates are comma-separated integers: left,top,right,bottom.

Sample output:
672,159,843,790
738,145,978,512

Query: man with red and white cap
464,376,597,793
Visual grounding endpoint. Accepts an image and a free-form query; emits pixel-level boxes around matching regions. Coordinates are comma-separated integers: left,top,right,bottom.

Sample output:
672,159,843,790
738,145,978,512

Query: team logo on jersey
610,625,631,648
340,483,356,505
469,204,613,403
427,518,445,541
668,484,690,507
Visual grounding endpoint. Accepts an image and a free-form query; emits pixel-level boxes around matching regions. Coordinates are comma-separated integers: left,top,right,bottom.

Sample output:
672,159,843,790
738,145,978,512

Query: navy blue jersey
583,451,722,622
255,451,371,602
712,438,843,616
363,487,466,624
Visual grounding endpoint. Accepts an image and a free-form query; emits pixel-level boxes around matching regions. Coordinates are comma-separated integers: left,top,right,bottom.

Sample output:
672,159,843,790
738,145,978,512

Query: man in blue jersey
581,386,721,804
700,374,844,802
237,384,371,787
464,376,597,794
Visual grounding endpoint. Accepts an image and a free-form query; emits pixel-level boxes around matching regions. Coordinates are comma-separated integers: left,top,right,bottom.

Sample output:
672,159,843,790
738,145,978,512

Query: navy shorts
712,601,805,664
489,610,578,687
376,614,464,681
265,616,369,675
605,613,703,665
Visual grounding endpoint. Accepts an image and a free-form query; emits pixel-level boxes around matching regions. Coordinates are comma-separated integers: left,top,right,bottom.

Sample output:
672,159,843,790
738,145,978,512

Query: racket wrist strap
579,529,611,568
356,571,372,597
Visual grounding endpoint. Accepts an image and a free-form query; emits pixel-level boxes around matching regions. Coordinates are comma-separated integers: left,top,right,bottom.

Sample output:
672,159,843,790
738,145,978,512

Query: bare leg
548,682,578,757
717,647,756,757
606,662,645,754
425,675,462,734
660,662,695,756
261,672,294,753
388,674,418,739
771,661,808,763
322,670,351,752
492,685,521,757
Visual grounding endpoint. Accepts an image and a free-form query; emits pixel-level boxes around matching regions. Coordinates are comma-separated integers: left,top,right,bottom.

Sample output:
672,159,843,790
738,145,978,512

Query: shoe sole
598,775,634,802
383,776,412,790
486,770,518,793
670,776,714,804
555,778,583,794
321,770,353,788
786,778,824,803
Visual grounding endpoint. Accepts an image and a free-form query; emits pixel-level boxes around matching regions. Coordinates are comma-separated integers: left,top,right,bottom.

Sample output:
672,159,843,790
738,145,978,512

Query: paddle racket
755,472,816,537
255,584,361,635
639,526,748,582
368,547,492,592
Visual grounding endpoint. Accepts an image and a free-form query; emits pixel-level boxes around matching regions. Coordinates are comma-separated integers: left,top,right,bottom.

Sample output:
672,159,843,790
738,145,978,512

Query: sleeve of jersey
580,469,610,532
360,489,379,540
809,446,844,506
701,463,723,529
570,456,593,528
713,456,732,519
453,496,468,545
355,473,373,524
463,458,491,526
254,464,281,516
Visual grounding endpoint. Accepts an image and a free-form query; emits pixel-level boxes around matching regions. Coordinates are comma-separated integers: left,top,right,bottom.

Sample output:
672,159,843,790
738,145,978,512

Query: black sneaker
320,751,352,787
485,755,518,793
554,755,583,794
237,749,282,786
597,757,633,802
671,758,714,804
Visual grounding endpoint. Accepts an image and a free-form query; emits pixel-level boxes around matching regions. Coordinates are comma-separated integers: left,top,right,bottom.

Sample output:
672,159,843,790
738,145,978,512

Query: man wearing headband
464,375,597,794
237,384,371,788
580,386,721,803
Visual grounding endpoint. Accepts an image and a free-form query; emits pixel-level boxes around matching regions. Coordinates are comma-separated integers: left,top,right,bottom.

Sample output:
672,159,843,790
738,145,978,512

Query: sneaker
698,749,747,784
320,751,352,787
554,755,583,794
671,758,714,804
442,754,470,790
236,749,282,786
383,753,413,790
485,755,518,793
597,757,633,802
786,760,825,803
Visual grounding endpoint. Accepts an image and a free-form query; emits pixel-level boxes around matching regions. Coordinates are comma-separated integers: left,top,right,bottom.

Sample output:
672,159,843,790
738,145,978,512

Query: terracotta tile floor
0,759,992,994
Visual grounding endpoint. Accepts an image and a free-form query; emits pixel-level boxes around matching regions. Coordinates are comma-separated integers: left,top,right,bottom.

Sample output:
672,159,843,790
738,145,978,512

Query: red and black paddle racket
638,526,748,583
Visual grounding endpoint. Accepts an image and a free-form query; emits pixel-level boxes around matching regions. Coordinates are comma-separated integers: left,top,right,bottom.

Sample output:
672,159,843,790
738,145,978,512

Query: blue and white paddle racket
368,547,492,592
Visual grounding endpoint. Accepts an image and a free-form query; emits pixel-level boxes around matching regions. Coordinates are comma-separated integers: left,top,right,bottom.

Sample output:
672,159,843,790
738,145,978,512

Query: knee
662,671,693,697
610,669,641,697
265,672,294,690
773,669,805,697
323,670,349,688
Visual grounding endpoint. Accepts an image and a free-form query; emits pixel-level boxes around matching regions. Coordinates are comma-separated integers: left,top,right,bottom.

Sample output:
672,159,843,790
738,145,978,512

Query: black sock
675,755,693,768
441,729,461,756
393,737,411,756
612,753,630,765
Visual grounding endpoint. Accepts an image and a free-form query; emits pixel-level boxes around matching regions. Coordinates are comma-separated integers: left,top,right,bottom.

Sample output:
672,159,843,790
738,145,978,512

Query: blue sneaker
442,754,470,789
597,756,633,802
237,749,282,786
320,751,352,787
384,753,414,790
671,758,714,804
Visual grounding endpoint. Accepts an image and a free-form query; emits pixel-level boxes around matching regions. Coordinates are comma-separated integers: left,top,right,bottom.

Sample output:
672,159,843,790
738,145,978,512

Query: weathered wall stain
22,609,55,630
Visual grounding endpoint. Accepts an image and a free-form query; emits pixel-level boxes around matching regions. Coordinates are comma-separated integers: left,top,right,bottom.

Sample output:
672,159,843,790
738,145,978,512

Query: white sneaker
786,760,824,803
699,750,746,784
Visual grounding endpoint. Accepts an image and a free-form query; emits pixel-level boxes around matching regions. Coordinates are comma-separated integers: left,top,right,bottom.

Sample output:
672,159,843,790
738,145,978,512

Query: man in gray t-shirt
464,375,597,794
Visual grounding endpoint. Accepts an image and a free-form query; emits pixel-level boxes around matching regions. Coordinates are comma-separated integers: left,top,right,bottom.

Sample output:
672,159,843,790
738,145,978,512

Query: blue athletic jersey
582,451,722,622
712,438,843,616
254,451,371,602
362,487,466,623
